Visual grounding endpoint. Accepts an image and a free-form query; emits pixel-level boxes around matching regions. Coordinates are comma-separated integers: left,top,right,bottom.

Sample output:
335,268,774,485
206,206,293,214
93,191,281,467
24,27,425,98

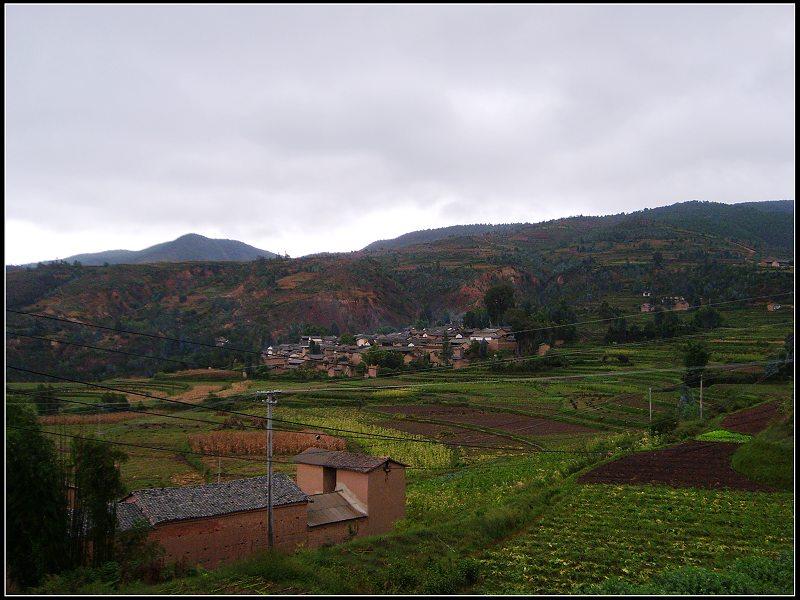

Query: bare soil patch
721,401,782,435
379,419,521,448
378,405,596,436
174,383,227,403
578,441,772,491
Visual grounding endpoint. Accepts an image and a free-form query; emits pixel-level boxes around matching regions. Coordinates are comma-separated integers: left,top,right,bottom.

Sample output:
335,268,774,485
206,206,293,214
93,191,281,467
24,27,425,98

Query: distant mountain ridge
362,224,522,251
22,233,278,266
361,200,795,254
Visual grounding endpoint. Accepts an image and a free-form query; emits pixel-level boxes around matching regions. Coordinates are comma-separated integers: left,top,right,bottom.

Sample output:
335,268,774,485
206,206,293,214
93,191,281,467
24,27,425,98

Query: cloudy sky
5,4,795,263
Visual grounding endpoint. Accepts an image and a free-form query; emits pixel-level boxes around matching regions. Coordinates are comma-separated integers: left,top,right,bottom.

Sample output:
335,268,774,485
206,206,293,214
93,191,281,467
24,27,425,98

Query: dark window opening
322,466,336,493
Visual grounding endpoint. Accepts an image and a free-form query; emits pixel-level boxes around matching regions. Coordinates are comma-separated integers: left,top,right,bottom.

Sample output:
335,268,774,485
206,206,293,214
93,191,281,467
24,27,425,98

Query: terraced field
474,484,794,594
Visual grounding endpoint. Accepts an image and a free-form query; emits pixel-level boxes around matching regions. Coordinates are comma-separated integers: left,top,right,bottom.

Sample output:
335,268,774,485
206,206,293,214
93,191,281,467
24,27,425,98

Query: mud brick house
116,450,407,570
116,474,308,569
294,448,407,539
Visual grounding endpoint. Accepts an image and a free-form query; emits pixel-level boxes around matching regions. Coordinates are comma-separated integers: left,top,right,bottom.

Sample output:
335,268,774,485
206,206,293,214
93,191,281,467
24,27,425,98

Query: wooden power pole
256,390,280,549
699,376,703,421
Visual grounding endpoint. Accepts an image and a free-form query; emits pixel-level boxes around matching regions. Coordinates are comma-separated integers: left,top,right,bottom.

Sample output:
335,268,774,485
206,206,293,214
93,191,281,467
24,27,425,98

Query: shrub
649,413,678,436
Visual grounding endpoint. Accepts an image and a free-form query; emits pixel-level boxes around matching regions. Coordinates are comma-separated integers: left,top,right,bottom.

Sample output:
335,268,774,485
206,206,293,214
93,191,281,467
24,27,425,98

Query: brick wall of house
333,469,370,507
364,466,405,536
144,502,308,569
296,463,325,495
307,517,365,547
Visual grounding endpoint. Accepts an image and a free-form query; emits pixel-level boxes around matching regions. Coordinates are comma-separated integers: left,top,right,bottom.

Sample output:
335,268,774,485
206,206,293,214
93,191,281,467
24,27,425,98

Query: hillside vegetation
5,200,794,380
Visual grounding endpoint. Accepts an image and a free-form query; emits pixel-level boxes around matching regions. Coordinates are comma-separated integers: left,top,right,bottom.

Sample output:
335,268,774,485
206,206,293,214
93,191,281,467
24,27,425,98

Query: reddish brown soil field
578,441,772,491
377,405,596,436
721,401,782,435
379,419,522,448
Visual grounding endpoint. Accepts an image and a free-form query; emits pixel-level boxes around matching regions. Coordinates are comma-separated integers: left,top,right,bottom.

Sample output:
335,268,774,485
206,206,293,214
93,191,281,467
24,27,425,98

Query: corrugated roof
306,491,367,527
122,474,307,527
294,448,406,473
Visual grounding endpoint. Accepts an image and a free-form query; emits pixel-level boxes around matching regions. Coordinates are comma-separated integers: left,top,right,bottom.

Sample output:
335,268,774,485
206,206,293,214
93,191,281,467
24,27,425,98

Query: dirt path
578,441,773,491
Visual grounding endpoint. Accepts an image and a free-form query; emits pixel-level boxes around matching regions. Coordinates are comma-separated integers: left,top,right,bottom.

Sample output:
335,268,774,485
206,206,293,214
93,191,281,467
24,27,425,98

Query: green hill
5,200,794,379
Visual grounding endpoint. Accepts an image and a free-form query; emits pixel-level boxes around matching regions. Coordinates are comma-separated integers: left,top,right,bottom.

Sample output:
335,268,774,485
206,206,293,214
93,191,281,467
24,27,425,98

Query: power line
279,358,792,394
498,291,794,336
7,356,791,454
8,291,792,369
6,308,262,355
309,319,793,383
6,332,201,368
4,368,557,453
10,426,492,471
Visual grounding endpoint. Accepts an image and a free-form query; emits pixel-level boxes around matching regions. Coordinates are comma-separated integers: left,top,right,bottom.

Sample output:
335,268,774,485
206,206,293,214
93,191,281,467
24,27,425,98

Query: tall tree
683,342,710,386
7,402,69,587
70,437,128,567
483,283,516,325
31,384,61,415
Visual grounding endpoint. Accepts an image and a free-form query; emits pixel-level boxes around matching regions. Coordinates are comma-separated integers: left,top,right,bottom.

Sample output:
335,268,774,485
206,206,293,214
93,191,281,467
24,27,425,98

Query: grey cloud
5,5,794,261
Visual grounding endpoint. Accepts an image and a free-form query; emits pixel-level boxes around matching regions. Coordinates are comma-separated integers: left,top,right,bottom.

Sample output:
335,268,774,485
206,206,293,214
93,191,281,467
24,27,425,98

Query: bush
731,421,793,491
418,557,480,594
649,413,678,436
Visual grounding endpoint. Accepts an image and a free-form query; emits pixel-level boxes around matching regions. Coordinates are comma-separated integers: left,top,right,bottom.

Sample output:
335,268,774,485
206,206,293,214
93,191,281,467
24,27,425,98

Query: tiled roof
306,491,367,527
116,502,149,531
120,474,307,527
294,448,406,473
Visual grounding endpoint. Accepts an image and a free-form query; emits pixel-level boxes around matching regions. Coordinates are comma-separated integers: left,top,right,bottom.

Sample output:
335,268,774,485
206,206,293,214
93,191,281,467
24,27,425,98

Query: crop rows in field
272,407,457,469
474,484,793,594
403,454,588,526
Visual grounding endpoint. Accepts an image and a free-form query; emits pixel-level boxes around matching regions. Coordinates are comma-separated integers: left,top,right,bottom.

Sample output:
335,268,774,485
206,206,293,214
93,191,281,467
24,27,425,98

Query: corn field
38,412,141,425
188,429,346,455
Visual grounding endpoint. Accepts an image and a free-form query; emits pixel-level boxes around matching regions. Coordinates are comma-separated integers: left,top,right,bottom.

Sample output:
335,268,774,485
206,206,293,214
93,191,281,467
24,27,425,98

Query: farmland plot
474,484,793,594
377,405,597,436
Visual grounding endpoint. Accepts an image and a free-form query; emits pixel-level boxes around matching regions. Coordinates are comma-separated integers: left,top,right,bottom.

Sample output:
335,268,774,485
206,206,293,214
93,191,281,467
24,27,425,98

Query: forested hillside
6,201,794,380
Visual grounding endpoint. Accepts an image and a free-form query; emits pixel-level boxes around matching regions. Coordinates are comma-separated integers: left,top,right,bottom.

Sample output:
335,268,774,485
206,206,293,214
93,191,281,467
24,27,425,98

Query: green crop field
474,484,794,594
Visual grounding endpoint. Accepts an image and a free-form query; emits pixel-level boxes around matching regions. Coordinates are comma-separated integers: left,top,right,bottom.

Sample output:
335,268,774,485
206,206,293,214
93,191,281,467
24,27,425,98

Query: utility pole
699,376,703,420
256,390,280,549
648,387,652,423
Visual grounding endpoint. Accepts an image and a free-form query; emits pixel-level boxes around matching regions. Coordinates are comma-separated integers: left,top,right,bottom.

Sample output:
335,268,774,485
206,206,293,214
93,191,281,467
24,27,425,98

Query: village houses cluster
260,326,519,377
640,291,691,313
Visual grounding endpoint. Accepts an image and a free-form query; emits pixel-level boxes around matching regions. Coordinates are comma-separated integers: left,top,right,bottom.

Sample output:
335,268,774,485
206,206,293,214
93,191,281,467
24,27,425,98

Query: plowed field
578,441,772,491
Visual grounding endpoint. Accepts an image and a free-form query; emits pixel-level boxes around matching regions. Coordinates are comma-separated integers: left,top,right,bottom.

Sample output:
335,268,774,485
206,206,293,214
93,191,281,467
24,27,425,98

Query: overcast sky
5,4,795,263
